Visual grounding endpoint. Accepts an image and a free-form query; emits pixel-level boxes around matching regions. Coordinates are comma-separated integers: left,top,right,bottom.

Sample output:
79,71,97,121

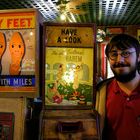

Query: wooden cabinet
40,109,100,140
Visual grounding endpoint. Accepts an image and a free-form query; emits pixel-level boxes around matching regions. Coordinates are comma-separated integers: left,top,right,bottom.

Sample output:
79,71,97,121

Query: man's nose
116,54,125,62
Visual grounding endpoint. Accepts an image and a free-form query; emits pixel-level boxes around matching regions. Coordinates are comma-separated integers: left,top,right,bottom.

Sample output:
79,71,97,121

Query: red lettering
7,19,12,28
20,19,26,27
6,18,33,28
26,18,32,27
14,19,19,27
0,19,3,28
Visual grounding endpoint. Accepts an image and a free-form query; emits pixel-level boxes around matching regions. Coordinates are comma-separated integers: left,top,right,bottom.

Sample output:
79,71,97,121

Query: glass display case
44,23,96,108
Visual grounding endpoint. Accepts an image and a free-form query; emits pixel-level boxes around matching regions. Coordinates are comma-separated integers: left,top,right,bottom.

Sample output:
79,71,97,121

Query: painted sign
46,26,94,47
106,27,124,35
0,10,37,93
0,11,35,29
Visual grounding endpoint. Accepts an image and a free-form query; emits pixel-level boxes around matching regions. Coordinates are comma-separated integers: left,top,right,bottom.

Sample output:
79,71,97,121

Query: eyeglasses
108,51,136,60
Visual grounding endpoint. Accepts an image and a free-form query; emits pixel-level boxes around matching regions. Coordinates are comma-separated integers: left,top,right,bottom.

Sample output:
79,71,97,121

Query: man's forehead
110,46,135,51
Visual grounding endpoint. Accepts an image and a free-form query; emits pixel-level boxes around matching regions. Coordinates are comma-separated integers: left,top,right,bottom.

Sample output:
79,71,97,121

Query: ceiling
0,0,139,26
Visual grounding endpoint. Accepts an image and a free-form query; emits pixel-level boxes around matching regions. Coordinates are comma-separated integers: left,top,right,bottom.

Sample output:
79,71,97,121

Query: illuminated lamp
96,29,106,42
60,13,66,21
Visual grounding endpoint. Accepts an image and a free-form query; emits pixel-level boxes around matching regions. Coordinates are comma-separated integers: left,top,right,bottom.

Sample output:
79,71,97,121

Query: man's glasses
108,51,136,60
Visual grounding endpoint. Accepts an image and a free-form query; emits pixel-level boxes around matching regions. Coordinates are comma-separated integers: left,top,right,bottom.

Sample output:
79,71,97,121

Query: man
96,34,140,140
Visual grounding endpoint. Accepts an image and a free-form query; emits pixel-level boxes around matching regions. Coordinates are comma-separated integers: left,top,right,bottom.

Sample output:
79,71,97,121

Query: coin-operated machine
40,22,101,140
0,8,43,140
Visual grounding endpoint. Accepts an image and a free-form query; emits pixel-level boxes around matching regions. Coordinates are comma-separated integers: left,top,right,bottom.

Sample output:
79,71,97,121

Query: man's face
108,47,140,83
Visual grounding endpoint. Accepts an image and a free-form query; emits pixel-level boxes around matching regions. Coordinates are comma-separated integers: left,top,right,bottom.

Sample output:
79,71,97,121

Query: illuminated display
0,9,39,95
45,24,95,106
45,48,93,105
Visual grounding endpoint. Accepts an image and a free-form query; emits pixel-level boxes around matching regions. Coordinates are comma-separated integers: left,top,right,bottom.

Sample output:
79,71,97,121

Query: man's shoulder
96,77,115,90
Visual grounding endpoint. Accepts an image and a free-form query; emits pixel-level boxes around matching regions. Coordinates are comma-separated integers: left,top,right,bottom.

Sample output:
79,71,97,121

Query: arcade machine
40,23,101,140
0,8,42,140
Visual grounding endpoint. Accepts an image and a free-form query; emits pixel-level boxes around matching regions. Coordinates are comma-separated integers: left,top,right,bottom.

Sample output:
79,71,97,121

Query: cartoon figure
47,83,63,104
73,65,82,90
56,64,64,82
0,32,6,74
9,32,25,75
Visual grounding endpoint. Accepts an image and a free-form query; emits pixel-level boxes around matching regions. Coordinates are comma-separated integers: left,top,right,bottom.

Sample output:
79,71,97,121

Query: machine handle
57,121,84,133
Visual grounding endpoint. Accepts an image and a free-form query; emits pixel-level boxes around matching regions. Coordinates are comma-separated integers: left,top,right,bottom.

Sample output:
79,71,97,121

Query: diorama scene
45,48,93,106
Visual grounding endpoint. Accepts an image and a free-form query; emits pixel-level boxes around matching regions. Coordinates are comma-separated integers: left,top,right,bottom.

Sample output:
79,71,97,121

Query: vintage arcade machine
41,23,100,140
0,8,42,140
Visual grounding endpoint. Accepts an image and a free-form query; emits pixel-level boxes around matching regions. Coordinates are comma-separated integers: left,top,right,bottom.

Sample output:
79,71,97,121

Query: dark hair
105,34,140,58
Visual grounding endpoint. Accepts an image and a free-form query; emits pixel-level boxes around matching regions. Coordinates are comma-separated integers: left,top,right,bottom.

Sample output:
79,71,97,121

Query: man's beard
111,62,138,83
